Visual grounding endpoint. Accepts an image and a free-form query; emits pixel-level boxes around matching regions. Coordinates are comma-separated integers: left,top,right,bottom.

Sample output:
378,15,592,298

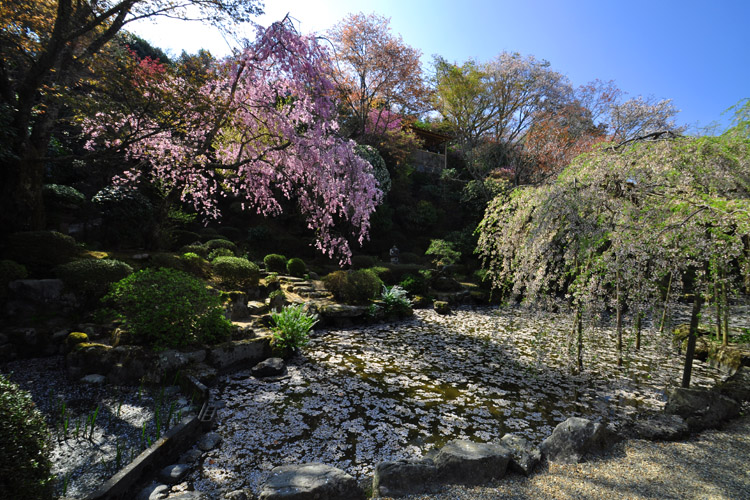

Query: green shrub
351,255,377,269
208,247,234,260
42,184,85,208
5,231,80,276
205,239,237,253
180,243,208,258
55,258,133,299
211,256,259,288
171,230,201,248
270,304,318,355
286,257,306,278
105,268,231,349
425,239,461,269
368,266,393,284
323,269,383,304
181,252,210,278
92,185,153,248
399,273,429,296
148,253,183,271
264,254,287,273
0,260,27,299
0,374,53,500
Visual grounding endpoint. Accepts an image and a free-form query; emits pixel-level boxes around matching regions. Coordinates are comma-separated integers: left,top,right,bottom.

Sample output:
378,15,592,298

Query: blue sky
130,0,750,133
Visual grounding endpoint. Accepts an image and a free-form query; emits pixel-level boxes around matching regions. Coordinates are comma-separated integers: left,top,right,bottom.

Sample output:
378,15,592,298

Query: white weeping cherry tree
477,132,750,385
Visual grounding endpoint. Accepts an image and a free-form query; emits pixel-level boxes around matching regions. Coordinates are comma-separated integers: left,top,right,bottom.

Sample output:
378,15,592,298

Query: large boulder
208,338,272,370
433,301,451,315
372,459,438,497
500,433,541,476
664,387,740,431
259,463,364,500
539,417,619,464
433,440,511,485
716,366,750,403
252,357,286,377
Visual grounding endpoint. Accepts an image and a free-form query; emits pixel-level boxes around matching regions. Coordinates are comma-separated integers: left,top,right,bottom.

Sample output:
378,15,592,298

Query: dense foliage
323,269,384,304
270,304,318,355
286,257,306,278
105,268,231,348
55,258,134,299
211,256,260,288
0,374,53,500
4,231,80,276
264,254,288,274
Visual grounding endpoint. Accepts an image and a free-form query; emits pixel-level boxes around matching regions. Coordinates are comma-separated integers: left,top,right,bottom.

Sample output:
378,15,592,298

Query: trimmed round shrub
286,257,306,278
42,184,85,208
5,231,80,276
171,230,201,249
105,268,231,349
264,254,287,273
181,252,211,278
55,258,133,299
92,185,153,248
323,269,383,304
0,374,53,500
205,239,237,253
0,260,27,299
211,256,260,288
208,248,234,261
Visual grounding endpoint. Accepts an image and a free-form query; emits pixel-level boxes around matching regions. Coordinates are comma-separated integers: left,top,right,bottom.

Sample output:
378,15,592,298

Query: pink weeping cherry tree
84,18,382,263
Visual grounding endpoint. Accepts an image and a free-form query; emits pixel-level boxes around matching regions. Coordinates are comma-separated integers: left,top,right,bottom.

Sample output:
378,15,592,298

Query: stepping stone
179,448,203,464
137,483,169,500
197,432,222,451
80,374,106,385
159,464,190,484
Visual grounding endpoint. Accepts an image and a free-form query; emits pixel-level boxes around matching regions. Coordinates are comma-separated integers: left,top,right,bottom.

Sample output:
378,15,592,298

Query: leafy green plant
0,374,54,499
286,257,306,277
55,258,133,299
380,285,412,316
211,256,260,287
42,184,86,208
399,273,428,296
264,254,287,273
270,304,318,354
180,243,209,258
105,268,231,349
323,269,383,304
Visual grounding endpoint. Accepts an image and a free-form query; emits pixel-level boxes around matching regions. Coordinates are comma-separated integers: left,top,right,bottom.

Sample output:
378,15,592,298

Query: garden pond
192,305,735,496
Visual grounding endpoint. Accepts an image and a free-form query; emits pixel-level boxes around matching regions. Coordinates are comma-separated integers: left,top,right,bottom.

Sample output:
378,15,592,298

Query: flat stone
137,483,169,500
247,301,269,315
500,433,541,476
259,463,364,500
80,374,106,385
632,413,689,441
197,432,222,451
224,491,250,500
159,464,191,484
433,439,511,485
208,338,272,370
372,459,438,497
252,357,286,377
167,492,204,500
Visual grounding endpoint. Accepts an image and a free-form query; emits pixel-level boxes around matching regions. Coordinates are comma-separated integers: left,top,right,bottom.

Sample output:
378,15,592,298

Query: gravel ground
398,410,750,500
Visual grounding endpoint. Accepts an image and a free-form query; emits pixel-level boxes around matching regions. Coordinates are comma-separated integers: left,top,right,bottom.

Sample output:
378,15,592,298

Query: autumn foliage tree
83,19,382,263
327,12,431,138
0,0,262,235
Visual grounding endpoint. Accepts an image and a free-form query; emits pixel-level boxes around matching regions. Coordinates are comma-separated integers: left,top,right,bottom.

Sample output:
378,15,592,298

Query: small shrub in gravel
55,258,133,299
264,254,287,273
323,269,383,304
212,256,260,288
0,374,53,500
105,268,231,349
0,259,27,298
286,257,306,278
